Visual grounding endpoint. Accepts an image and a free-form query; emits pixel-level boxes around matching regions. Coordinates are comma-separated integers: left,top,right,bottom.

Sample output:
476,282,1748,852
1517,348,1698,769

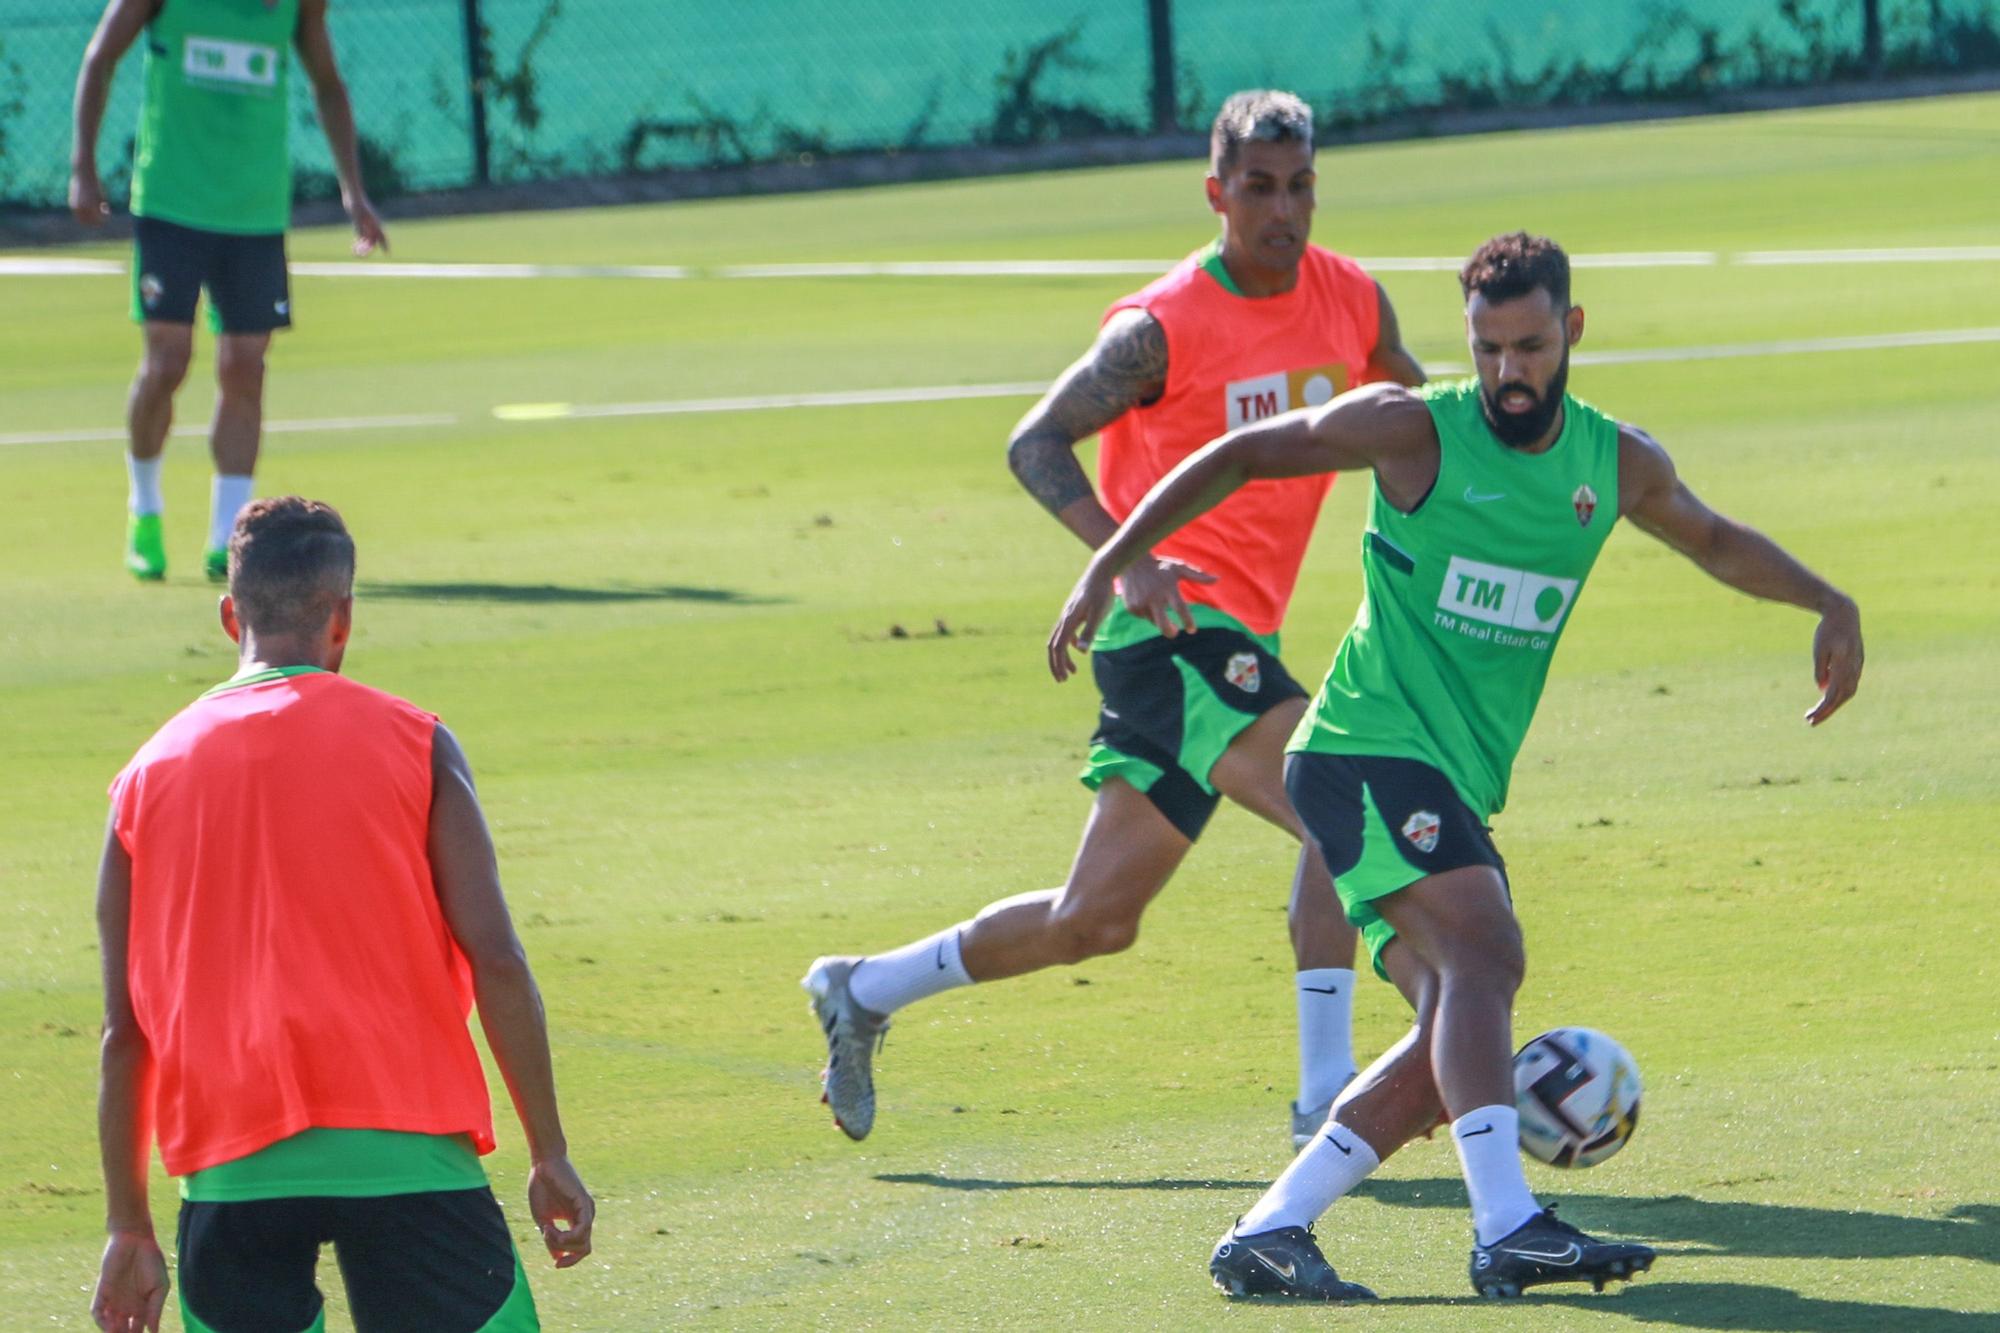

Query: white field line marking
1571,326,2000,366
5,246,1998,282
1737,246,2000,265
5,327,1994,449
559,382,1051,419
0,412,456,448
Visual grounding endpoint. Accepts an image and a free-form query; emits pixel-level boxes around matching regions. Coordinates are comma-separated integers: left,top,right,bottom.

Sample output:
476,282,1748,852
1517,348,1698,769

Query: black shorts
1082,619,1306,841
131,214,291,334
1284,751,1509,977
177,1186,536,1332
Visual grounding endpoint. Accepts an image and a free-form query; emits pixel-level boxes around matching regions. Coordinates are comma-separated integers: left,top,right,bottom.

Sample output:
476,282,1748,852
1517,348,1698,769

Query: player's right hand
1049,561,1119,683
1116,553,1217,638
70,170,109,227
527,1155,596,1268
90,1231,168,1333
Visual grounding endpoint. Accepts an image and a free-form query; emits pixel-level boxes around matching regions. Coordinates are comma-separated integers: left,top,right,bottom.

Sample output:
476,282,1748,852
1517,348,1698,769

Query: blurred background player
91,498,592,1333
805,90,1425,1145
70,0,389,583
1049,232,1863,1301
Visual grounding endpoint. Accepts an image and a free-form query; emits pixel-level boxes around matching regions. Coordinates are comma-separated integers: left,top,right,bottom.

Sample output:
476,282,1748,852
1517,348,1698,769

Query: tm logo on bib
184,37,279,90
1224,364,1350,429
1438,556,1579,636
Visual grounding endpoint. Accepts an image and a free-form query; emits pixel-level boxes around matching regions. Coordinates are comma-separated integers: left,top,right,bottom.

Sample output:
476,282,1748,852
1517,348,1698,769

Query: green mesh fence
4,0,1997,211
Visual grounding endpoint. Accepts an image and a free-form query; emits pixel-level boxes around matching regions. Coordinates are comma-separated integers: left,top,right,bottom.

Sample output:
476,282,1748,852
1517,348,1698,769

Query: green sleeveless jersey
131,0,300,234
1292,379,1622,818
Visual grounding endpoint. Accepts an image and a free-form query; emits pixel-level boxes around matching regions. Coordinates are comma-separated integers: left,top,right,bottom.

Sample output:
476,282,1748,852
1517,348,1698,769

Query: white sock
209,474,254,551
848,924,973,1017
1296,968,1357,1108
1237,1118,1380,1235
1451,1106,1540,1245
127,455,165,516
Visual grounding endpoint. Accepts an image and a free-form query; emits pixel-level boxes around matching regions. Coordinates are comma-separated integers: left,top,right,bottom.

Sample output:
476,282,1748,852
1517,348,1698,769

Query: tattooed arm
1007,309,1215,635
1007,308,1167,545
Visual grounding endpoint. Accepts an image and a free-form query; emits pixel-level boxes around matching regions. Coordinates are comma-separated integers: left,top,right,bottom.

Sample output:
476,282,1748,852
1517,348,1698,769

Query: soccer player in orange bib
806,91,1426,1146
91,498,591,1333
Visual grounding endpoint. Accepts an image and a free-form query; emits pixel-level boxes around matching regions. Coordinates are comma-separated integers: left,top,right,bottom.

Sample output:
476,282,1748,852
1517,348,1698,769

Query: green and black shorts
1284,750,1509,979
176,1129,538,1333
1080,602,1306,841
131,214,291,334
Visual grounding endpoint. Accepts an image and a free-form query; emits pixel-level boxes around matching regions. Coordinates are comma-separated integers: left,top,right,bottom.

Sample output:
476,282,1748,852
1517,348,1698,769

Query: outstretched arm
70,0,153,227
429,723,594,1266
295,0,387,254
1007,308,1216,634
1366,281,1428,388
1618,425,1862,725
1048,383,1429,679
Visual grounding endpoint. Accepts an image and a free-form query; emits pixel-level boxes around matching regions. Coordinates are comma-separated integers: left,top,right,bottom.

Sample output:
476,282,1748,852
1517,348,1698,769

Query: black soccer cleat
1210,1223,1378,1302
1469,1204,1655,1298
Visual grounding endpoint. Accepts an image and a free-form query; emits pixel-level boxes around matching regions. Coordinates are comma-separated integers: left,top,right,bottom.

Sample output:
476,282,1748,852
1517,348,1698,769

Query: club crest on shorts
139,274,164,309
1572,483,1598,527
1401,809,1441,854
1224,651,1261,694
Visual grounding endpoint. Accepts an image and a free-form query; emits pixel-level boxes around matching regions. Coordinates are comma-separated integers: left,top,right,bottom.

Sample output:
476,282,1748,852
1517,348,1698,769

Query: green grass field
3,94,1998,1329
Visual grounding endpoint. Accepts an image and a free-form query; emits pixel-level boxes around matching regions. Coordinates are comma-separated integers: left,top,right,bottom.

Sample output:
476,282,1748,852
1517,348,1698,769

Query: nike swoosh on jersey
1463,487,1507,503
1460,1123,1496,1137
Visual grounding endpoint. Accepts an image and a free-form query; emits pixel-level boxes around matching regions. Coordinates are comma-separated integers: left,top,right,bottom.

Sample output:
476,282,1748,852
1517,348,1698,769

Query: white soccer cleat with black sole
802,955,889,1141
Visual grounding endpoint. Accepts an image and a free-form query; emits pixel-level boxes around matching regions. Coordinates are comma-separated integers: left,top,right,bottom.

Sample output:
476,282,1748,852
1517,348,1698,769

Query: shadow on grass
887,1173,1996,1326
876,1173,1264,1192
357,580,778,606
1369,1283,1992,1330
1364,1177,2000,1266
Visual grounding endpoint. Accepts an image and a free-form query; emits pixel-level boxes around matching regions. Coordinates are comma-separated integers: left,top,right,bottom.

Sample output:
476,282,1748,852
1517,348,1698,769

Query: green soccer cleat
203,546,228,583
126,514,166,581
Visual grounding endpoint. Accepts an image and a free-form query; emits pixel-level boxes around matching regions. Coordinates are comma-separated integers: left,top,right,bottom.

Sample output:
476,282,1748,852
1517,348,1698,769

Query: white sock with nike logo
848,924,973,1017
1296,968,1357,1109
1235,1120,1380,1235
1451,1106,1540,1245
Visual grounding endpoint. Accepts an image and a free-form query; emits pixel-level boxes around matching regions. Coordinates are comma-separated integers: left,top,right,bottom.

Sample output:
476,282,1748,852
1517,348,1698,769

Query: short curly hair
1210,89,1313,174
226,496,355,636
1460,232,1571,309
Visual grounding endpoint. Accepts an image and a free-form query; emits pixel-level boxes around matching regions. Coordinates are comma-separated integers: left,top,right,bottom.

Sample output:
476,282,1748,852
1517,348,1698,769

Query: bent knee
1434,916,1524,994
1048,904,1141,963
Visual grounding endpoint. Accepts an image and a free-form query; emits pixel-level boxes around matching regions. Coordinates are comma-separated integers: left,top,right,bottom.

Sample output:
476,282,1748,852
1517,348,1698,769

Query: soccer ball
1513,1027,1641,1168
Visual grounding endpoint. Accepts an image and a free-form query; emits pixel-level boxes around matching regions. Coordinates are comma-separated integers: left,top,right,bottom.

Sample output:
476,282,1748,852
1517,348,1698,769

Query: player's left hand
1049,561,1118,683
346,196,389,257
90,1230,168,1333
1806,594,1863,726
527,1155,595,1268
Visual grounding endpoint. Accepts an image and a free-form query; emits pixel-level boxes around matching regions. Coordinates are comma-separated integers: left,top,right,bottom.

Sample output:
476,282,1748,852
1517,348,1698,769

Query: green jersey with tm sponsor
132,0,300,234
1292,378,1621,818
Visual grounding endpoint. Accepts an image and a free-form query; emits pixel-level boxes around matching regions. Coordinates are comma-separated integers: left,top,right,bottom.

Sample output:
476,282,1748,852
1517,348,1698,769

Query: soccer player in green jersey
71,0,388,583
1049,232,1864,1301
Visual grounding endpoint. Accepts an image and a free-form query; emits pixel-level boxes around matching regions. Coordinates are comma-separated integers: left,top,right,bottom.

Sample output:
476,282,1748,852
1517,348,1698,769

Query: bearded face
1479,343,1570,448
1464,287,1581,451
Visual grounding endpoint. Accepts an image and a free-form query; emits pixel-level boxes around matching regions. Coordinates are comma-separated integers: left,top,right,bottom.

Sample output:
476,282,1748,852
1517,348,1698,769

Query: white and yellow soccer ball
1513,1027,1642,1168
